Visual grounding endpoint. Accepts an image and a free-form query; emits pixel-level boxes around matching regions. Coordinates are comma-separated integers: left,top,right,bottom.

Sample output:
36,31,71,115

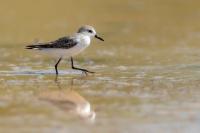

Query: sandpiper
26,25,104,75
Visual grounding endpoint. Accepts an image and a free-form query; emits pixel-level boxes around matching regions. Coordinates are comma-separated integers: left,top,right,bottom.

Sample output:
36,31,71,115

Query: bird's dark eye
88,30,93,33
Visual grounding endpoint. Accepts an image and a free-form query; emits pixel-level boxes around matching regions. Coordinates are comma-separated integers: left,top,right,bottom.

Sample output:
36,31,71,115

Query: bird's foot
81,69,95,75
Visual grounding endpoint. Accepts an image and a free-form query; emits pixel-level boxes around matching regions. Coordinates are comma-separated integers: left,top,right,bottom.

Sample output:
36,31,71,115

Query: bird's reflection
39,76,96,121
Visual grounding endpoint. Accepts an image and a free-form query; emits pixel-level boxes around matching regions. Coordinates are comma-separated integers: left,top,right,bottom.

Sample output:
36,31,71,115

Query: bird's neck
77,33,91,45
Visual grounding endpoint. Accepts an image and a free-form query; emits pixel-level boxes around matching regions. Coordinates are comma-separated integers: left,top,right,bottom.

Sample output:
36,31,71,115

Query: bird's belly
41,45,87,58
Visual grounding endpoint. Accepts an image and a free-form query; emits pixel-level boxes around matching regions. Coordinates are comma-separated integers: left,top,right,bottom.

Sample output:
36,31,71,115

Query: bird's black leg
55,57,62,75
70,57,94,75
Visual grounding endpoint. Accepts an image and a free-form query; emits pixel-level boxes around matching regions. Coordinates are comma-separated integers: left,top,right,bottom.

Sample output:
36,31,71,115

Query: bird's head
77,25,104,41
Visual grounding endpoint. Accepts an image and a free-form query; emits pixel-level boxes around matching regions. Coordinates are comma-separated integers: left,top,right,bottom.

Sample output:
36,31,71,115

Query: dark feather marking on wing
26,37,77,49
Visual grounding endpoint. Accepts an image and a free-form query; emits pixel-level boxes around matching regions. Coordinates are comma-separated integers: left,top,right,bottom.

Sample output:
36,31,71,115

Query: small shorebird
26,25,104,75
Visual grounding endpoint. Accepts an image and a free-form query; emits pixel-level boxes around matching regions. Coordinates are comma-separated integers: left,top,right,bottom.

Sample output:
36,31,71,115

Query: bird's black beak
95,35,104,41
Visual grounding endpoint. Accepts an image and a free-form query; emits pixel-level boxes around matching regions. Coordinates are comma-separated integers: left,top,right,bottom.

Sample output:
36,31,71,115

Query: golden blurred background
0,0,200,49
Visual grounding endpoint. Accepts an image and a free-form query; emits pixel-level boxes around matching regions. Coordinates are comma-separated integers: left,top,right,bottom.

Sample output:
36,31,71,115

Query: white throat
76,33,91,46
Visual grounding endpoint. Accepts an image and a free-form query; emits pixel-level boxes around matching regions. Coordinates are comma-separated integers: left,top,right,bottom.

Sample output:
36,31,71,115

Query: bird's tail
26,38,46,50
25,44,42,50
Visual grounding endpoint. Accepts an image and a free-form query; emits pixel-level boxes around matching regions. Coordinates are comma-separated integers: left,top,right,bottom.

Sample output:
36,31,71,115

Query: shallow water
1,0,200,133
